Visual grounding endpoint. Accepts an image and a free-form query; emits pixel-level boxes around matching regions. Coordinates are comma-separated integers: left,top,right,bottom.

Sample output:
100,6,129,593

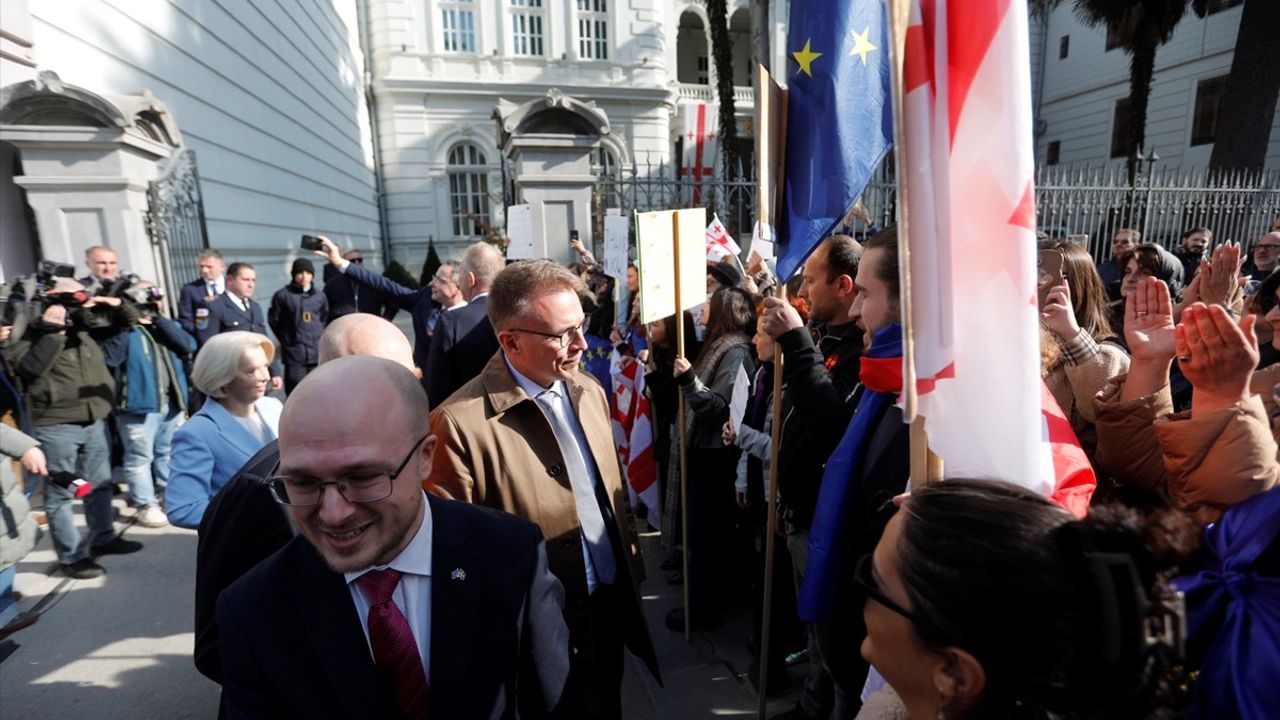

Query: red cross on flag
681,102,718,205
705,214,741,261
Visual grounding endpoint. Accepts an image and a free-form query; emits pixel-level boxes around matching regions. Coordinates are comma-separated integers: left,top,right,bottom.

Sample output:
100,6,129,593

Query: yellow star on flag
849,27,878,65
792,39,822,77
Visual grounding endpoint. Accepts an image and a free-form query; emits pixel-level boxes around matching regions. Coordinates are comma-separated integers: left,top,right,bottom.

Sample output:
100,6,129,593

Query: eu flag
776,0,893,280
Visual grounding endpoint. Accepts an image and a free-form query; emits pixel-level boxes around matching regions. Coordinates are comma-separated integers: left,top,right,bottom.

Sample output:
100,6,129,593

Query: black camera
1,261,86,341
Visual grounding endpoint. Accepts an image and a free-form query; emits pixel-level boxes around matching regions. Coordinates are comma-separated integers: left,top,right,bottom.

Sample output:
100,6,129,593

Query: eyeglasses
509,323,586,349
853,553,920,624
1255,244,1280,252
349,257,364,263
266,434,428,506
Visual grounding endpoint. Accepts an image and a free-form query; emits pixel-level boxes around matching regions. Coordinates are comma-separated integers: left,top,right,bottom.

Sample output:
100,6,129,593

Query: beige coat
428,352,659,680
1094,373,1279,522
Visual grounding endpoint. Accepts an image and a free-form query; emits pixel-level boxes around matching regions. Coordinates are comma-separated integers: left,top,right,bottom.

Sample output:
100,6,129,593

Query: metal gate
145,147,209,314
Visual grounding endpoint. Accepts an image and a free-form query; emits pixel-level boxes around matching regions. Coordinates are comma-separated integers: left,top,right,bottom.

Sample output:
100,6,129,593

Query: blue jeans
32,421,116,565
116,407,181,508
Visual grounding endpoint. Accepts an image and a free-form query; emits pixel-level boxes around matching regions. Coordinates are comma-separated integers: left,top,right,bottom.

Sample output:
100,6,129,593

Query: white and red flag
610,352,660,530
896,0,1054,497
705,214,741,261
681,102,718,206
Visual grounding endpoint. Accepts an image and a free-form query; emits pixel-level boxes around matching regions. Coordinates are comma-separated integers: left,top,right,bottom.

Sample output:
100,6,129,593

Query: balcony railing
677,83,754,105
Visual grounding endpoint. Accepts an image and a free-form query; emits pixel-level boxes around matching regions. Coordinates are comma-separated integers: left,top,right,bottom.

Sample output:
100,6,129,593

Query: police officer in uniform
197,262,283,390
268,259,328,395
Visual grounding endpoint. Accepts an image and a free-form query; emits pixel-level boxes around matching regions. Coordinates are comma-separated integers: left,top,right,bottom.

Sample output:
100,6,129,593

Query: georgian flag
898,0,1090,504
681,102,718,205
610,352,660,530
706,214,742,261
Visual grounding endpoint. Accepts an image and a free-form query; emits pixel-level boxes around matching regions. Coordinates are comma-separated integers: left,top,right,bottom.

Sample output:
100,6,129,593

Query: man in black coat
759,235,864,720
268,258,328,394
322,248,397,321
216,357,571,719
197,262,283,389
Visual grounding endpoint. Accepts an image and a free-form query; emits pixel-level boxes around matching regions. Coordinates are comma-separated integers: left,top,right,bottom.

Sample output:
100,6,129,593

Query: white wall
23,0,381,300
1036,4,1280,171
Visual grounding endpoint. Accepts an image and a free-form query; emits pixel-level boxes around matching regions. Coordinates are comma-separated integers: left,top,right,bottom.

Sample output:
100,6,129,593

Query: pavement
0,493,807,719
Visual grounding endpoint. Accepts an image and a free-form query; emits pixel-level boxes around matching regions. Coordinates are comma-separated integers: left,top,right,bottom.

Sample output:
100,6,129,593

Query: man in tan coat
429,260,659,719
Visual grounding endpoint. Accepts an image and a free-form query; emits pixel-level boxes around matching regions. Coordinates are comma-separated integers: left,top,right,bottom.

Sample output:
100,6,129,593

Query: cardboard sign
505,203,535,260
636,208,707,325
603,215,630,280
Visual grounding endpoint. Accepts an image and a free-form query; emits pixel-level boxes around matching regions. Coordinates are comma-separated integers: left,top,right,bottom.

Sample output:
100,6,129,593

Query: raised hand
1125,277,1176,362
1174,302,1260,416
1040,282,1080,340
1198,243,1243,308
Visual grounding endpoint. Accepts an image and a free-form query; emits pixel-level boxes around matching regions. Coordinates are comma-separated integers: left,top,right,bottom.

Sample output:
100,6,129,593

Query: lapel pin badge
450,568,466,581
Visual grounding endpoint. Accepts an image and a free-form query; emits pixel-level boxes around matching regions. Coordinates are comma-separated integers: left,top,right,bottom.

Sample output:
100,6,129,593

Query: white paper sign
603,215,629,280
606,207,622,217
729,363,750,433
750,221,776,260
636,208,707,325
505,203,535,260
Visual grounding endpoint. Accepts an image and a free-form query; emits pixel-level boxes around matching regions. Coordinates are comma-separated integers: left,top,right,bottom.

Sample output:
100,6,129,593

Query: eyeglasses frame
266,433,430,506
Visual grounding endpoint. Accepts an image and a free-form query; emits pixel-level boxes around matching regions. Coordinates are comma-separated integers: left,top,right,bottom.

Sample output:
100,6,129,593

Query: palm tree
1033,0,1207,179
706,0,739,179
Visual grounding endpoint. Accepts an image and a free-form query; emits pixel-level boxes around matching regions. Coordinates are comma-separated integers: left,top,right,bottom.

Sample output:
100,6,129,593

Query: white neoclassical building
362,0,792,265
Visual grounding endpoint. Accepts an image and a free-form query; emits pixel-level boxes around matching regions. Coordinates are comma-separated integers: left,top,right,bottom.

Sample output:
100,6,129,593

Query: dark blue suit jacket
216,495,571,719
424,297,498,407
178,278,220,337
196,293,284,378
340,262,437,369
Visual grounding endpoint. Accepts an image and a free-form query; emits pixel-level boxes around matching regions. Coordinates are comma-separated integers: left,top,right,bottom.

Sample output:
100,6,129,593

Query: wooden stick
755,62,786,719
673,211,691,642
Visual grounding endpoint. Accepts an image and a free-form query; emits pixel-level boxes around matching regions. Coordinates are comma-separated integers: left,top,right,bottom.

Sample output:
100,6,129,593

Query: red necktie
356,569,430,718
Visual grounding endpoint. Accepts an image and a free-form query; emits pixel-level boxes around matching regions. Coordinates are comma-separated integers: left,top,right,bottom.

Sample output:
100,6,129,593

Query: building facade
1031,1,1279,171
364,0,790,265
0,0,381,301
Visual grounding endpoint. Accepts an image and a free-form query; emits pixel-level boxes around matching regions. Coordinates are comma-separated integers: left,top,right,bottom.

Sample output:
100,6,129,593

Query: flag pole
755,63,787,719
673,210,692,642
886,0,942,489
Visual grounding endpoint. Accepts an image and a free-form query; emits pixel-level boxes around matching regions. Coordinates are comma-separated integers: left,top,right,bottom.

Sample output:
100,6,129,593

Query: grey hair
191,331,275,398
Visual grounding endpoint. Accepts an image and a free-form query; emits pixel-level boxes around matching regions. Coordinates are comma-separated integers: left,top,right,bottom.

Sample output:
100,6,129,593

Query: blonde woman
166,332,282,529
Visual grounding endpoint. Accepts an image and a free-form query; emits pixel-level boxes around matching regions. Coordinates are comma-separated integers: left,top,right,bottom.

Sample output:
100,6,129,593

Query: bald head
285,355,429,434
317,314,415,372
459,241,505,299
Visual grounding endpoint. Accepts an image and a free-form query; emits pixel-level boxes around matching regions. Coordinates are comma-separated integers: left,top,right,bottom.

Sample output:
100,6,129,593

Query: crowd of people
1,214,1278,719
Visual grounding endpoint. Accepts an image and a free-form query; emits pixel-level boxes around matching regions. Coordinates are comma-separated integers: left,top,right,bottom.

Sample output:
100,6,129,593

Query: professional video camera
1,260,82,341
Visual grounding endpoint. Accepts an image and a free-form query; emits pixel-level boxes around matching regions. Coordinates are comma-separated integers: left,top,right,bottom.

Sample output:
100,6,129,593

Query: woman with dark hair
861,479,1177,720
1040,242,1129,456
1109,243,1185,341
668,287,757,631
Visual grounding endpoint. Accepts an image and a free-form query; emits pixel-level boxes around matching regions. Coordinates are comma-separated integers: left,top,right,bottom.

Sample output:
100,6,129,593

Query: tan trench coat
428,352,660,682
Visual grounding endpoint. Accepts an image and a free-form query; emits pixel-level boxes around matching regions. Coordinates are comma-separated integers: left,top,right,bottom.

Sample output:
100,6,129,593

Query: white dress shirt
344,492,433,678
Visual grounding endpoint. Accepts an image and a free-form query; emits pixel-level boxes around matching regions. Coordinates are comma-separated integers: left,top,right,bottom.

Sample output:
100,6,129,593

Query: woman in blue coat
166,332,282,529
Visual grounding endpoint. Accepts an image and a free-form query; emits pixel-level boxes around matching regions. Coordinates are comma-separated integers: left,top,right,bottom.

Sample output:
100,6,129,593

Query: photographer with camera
101,281,197,528
4,275,143,579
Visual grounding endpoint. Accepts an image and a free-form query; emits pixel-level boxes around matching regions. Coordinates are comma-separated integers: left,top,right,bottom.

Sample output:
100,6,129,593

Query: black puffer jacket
775,322,863,530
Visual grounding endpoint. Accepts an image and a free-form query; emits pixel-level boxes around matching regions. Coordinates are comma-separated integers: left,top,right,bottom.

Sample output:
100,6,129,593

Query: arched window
676,12,708,85
591,146,621,210
447,143,491,238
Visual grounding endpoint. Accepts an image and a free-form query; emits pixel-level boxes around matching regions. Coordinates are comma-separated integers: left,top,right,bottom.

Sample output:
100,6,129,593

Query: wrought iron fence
145,147,209,315
593,160,1280,265
1031,164,1280,262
